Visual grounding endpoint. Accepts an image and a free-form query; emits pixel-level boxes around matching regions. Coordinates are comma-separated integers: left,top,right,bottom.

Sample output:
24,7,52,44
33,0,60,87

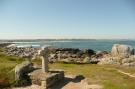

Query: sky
0,0,135,39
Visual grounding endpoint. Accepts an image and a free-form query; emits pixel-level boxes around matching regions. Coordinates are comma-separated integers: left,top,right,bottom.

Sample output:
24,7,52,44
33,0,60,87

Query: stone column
39,47,49,73
41,81,47,89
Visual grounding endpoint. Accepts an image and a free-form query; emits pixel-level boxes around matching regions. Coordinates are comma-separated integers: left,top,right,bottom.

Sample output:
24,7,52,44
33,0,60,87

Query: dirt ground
12,75,103,89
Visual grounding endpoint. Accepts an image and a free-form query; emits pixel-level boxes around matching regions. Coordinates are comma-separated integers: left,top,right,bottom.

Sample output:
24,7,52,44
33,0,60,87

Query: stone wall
29,69,64,88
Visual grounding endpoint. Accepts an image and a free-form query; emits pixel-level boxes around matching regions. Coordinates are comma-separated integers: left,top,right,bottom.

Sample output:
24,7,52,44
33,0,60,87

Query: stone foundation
29,69,64,89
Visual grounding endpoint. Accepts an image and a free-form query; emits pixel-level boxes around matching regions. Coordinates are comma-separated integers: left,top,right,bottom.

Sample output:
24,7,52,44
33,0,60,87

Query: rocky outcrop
15,61,34,81
98,55,135,66
4,47,39,58
92,51,111,59
3,44,135,66
98,57,121,65
90,51,111,64
48,48,95,63
122,56,135,67
98,44,135,66
4,47,96,64
111,44,134,58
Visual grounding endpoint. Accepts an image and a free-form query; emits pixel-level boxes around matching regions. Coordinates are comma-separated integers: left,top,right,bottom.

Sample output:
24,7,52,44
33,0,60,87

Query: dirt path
105,67,135,78
117,70,135,78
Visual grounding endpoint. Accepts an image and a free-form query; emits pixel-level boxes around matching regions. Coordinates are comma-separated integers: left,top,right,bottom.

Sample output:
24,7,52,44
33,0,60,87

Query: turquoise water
2,39,135,51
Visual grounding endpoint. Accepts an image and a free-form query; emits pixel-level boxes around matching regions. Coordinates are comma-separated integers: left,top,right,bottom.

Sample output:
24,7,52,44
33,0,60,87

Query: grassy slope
0,47,135,89
49,63,135,89
0,48,25,88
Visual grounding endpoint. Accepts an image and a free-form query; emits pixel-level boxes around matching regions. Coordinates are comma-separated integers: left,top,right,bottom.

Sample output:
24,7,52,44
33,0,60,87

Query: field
50,63,135,89
0,48,25,89
0,48,135,89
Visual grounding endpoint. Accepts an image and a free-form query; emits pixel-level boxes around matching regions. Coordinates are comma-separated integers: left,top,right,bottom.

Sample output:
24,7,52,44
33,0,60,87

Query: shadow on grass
50,75,85,89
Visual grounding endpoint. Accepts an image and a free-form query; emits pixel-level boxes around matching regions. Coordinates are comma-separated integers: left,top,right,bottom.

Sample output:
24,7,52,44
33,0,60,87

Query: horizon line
0,38,135,40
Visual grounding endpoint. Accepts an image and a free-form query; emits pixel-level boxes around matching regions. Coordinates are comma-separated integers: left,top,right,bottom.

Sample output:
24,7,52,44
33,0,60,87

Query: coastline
1,43,135,67
1,39,135,51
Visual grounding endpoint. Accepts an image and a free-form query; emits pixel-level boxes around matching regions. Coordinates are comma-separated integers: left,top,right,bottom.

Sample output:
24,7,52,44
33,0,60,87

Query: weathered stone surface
38,47,49,73
98,57,121,65
15,61,34,81
97,44,135,66
90,58,100,64
83,49,95,56
4,47,96,64
89,51,111,64
48,48,95,63
83,57,90,63
92,51,110,59
122,56,135,64
96,51,110,58
94,44,135,66
122,62,135,67
29,69,64,88
4,44,135,66
4,47,39,58
111,44,134,58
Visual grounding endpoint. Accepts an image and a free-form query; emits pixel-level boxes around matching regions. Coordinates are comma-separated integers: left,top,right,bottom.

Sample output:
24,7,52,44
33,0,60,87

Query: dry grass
49,63,135,89
0,48,25,89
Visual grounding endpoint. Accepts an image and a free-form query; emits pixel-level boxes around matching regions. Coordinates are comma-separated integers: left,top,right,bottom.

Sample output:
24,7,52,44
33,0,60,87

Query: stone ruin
15,46,64,89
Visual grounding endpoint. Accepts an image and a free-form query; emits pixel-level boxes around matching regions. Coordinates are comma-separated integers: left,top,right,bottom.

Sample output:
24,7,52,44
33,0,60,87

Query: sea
1,39,135,51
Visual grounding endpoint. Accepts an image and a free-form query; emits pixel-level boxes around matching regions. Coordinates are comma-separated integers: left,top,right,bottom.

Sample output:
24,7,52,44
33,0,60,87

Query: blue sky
0,0,135,39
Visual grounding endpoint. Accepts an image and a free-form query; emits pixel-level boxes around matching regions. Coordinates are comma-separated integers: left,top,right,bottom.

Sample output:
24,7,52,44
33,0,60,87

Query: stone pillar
38,47,49,89
41,81,47,89
39,47,49,73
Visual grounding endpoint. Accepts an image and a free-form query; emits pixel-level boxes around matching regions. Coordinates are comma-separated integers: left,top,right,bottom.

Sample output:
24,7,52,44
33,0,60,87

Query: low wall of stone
45,71,64,88
29,69,64,88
